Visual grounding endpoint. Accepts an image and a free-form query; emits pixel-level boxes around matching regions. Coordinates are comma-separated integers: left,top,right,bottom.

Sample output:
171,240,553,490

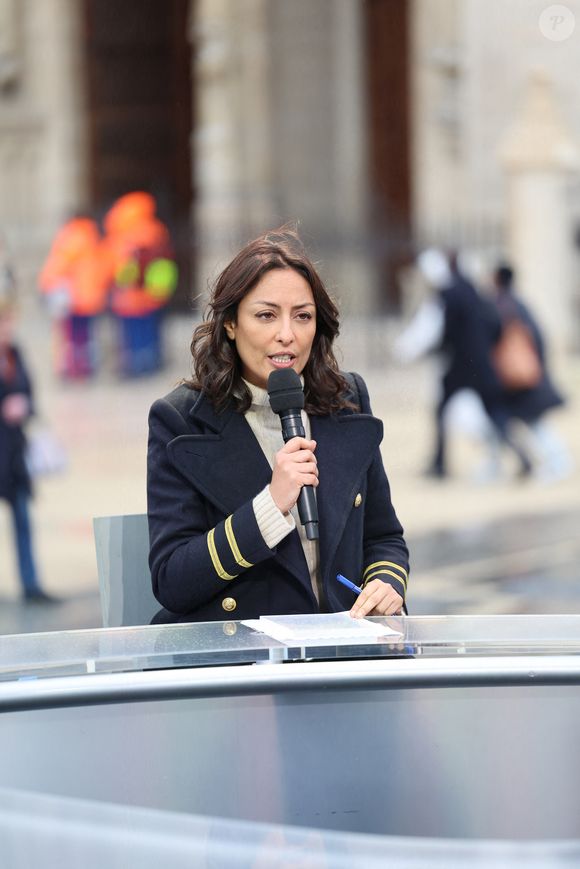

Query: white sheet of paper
241,612,402,645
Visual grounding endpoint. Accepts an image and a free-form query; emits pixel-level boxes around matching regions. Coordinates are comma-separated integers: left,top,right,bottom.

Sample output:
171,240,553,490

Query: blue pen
336,573,363,595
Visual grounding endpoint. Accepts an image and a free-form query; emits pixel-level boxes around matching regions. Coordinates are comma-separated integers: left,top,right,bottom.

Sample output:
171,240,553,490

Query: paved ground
1,310,580,635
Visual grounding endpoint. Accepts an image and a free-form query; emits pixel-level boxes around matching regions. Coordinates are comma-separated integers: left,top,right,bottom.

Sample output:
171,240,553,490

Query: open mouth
268,354,296,367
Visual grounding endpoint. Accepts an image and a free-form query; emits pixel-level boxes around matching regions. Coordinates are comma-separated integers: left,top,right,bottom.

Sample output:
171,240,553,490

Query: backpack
492,318,542,390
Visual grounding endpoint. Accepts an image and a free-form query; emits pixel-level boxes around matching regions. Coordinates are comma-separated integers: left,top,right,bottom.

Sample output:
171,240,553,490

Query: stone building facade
1,0,579,343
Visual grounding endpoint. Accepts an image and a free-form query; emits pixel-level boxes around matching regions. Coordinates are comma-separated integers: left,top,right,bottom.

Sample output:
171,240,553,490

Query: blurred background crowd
38,191,177,379
1,0,580,632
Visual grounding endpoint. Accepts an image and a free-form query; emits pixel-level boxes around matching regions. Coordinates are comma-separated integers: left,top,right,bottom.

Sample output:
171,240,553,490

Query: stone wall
411,0,580,344
192,0,374,315
412,0,580,240
0,0,87,293
2,0,579,341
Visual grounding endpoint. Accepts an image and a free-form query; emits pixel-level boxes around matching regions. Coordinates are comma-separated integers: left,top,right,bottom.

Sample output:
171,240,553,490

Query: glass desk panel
0,615,580,683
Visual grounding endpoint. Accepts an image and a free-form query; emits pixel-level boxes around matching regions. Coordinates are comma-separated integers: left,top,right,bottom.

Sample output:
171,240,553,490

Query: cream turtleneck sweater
244,380,323,606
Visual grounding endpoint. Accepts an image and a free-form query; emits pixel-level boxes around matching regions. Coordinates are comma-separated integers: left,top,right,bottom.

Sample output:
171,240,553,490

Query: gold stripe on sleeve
363,560,408,582
207,528,237,581
363,568,407,591
225,515,253,569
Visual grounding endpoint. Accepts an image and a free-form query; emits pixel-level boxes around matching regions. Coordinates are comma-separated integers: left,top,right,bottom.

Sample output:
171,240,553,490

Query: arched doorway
83,0,193,307
365,0,412,311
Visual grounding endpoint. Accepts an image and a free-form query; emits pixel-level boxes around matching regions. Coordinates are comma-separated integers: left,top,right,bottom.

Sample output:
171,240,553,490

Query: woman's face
224,268,317,389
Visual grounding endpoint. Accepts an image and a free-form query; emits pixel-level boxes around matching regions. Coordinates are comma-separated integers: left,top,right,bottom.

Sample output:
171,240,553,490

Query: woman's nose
276,319,294,343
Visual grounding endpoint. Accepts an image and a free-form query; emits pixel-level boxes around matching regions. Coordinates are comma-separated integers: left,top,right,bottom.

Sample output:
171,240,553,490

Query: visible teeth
271,355,293,362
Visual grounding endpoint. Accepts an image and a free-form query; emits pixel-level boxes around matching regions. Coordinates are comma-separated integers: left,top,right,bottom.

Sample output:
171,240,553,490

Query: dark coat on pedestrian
439,273,502,400
0,346,32,502
496,293,564,423
147,373,409,624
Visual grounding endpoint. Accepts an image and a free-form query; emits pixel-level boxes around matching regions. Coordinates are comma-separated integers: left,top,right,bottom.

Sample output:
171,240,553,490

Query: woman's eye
296,311,313,321
256,311,275,321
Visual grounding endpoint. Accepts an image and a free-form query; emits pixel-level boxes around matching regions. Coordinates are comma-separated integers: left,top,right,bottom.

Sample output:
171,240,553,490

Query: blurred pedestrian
102,192,178,377
392,278,445,366
492,263,572,481
0,296,56,603
417,249,532,479
39,215,109,379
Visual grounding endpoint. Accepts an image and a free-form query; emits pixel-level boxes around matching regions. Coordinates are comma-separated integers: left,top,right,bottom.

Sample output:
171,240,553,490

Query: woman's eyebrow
250,300,315,310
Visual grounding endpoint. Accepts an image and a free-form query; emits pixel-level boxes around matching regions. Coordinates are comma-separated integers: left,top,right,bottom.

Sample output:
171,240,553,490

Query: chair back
93,513,158,627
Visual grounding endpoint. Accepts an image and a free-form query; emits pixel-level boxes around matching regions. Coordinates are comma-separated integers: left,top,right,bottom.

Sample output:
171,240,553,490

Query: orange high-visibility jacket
39,218,110,317
103,192,176,317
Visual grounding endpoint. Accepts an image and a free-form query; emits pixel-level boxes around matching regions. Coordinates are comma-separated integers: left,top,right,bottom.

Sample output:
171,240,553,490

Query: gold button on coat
223,621,237,636
354,493,362,507
222,597,237,612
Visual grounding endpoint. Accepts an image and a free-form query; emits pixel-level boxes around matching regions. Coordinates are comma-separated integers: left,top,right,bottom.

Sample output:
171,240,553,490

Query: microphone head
267,368,305,413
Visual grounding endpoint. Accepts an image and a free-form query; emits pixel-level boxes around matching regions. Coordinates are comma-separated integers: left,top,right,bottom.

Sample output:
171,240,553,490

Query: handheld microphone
267,368,319,540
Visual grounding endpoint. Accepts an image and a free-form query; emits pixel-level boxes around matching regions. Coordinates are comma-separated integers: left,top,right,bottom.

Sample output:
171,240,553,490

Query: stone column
498,70,580,350
191,0,374,321
0,0,87,293
191,0,274,301
329,0,374,319
34,0,89,230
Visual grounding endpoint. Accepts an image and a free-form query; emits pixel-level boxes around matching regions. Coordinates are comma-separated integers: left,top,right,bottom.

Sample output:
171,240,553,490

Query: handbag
25,426,68,477
492,318,542,390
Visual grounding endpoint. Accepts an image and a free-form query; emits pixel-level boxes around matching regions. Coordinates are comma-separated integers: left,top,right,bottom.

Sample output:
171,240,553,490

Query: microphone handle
297,488,319,540
279,409,305,442
279,408,319,540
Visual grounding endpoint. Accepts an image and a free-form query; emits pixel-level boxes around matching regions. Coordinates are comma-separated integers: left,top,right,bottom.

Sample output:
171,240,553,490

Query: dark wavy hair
187,226,352,415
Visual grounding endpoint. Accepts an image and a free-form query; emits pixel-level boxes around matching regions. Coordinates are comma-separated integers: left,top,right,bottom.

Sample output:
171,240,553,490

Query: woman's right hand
269,438,318,514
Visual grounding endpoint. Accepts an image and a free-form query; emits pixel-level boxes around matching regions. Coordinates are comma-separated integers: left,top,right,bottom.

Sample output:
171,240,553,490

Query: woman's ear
224,320,236,341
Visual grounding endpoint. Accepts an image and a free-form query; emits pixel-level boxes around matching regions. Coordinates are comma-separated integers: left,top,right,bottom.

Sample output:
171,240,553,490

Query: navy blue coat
0,346,33,502
440,274,502,399
147,373,409,623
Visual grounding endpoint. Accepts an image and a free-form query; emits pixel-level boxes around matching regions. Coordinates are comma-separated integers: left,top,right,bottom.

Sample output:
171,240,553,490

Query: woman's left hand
350,579,403,619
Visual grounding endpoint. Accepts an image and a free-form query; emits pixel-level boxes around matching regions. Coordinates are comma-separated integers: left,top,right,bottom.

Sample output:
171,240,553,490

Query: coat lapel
166,393,311,589
311,412,383,583
168,397,270,515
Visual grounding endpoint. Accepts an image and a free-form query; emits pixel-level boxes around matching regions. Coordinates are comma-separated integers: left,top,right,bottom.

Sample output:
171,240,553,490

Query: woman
0,300,54,602
147,227,409,623
492,264,571,481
